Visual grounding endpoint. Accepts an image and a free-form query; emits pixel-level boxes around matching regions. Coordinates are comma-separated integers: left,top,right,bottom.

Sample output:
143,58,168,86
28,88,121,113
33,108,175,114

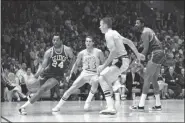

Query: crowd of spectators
1,1,184,102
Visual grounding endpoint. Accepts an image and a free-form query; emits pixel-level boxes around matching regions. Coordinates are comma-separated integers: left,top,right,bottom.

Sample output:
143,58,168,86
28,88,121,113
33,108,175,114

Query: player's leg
52,74,86,112
98,72,115,114
130,61,155,111
149,64,162,111
99,58,129,115
149,51,165,110
84,75,99,111
19,78,58,115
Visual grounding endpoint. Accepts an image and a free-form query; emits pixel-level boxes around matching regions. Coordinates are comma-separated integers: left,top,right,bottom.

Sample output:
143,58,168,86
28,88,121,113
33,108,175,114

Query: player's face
85,38,94,48
52,36,62,48
135,20,143,31
99,20,107,34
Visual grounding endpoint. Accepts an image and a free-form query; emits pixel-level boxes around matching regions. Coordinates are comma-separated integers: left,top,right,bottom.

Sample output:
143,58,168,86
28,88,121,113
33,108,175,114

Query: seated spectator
15,63,28,95
177,68,184,98
1,65,16,102
165,66,182,98
2,64,27,102
1,66,16,91
7,72,28,101
157,67,169,99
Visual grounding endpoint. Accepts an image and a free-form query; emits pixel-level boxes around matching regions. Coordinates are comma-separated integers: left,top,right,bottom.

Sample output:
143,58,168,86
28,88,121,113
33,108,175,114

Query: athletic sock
21,100,31,108
155,94,161,106
139,94,147,107
85,90,95,103
56,97,67,108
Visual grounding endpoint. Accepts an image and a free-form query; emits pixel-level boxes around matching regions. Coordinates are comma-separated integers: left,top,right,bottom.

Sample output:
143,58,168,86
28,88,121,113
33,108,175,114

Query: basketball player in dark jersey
130,17,166,111
19,34,74,115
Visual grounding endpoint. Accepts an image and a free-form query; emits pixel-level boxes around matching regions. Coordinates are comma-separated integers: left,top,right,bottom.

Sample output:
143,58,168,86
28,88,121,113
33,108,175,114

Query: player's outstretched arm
120,36,145,61
34,50,50,78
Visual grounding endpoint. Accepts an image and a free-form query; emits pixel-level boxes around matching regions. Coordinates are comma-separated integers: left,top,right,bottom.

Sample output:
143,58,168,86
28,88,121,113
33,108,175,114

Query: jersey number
52,61,63,68
87,61,96,69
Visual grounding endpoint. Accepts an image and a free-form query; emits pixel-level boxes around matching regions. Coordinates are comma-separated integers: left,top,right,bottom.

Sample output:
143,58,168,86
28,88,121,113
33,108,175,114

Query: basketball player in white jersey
98,17,145,115
52,36,105,112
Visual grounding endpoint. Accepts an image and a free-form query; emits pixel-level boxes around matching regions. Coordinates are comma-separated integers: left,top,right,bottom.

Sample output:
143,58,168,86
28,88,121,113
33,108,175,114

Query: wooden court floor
1,100,184,122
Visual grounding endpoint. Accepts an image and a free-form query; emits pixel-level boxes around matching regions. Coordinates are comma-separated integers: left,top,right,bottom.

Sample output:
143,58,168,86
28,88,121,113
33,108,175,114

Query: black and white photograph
1,0,184,122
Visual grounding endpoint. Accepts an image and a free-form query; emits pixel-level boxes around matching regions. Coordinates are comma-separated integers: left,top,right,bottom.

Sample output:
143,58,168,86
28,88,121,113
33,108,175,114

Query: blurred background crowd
1,0,184,102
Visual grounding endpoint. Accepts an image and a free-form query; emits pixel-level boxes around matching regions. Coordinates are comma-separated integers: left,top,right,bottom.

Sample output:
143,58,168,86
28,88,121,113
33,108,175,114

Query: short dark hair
136,17,145,24
52,32,61,39
101,17,112,28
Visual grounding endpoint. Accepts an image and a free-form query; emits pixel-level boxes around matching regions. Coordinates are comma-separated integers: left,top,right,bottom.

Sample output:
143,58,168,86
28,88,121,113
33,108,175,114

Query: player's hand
137,53,145,61
97,65,105,74
34,74,39,79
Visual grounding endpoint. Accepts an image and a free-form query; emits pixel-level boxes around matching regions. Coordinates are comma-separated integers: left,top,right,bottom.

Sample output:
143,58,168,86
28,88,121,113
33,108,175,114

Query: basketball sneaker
129,105,145,111
149,105,162,111
52,106,60,112
84,102,92,111
19,108,27,115
99,108,117,115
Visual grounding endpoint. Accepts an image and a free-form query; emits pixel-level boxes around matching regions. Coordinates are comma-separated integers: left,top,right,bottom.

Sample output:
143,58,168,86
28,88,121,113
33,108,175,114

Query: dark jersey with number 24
43,45,70,78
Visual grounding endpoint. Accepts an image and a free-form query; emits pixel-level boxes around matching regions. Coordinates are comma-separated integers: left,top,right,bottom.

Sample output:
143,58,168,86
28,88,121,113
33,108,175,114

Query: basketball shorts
100,55,130,85
75,70,98,85
150,50,166,65
39,72,63,85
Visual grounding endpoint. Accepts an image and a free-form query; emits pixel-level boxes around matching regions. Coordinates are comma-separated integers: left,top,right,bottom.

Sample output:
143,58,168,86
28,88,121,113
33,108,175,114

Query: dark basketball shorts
39,72,63,85
150,50,166,65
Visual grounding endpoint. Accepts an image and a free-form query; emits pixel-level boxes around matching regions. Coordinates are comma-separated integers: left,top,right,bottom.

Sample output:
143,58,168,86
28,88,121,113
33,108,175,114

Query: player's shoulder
142,27,153,34
106,29,120,37
45,47,53,55
64,45,72,51
94,48,102,53
78,49,86,55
